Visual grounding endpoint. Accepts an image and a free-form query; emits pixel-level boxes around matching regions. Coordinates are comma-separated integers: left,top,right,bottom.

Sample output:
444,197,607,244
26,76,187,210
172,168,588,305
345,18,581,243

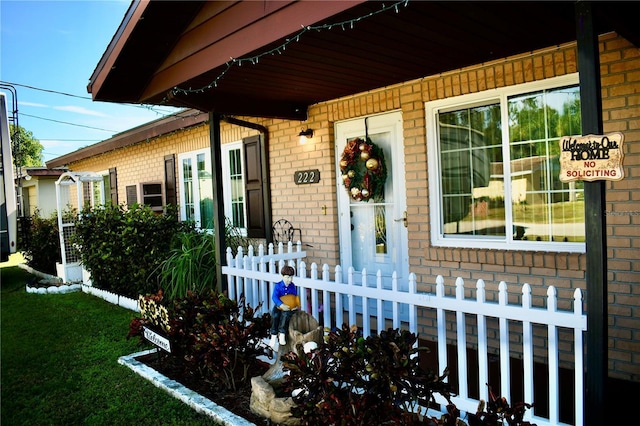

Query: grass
0,255,223,426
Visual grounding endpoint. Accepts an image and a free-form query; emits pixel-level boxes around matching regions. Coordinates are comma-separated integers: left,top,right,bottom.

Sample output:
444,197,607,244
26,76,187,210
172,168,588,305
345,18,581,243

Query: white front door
335,111,408,290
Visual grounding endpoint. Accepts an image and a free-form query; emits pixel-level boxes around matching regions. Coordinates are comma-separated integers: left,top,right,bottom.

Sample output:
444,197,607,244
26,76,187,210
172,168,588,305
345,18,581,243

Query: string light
169,0,409,99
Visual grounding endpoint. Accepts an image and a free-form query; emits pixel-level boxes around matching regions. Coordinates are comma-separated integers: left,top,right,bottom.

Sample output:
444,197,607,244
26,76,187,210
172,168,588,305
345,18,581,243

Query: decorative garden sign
138,294,171,352
559,132,624,182
143,326,171,352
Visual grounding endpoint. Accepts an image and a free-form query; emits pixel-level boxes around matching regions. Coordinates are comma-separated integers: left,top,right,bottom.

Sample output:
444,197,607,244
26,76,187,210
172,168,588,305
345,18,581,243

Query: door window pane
197,153,213,229
182,157,194,222
228,148,245,228
178,151,214,229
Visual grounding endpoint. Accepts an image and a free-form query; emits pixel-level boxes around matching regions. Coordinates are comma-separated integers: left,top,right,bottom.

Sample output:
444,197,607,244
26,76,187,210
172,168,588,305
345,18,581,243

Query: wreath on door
339,137,387,201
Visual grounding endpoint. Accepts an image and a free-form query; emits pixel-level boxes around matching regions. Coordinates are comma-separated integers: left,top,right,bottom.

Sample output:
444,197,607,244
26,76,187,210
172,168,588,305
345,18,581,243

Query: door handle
394,211,408,228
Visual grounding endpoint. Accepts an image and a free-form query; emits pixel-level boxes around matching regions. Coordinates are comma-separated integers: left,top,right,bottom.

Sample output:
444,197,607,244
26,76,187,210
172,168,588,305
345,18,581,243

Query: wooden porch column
209,112,227,293
575,2,607,425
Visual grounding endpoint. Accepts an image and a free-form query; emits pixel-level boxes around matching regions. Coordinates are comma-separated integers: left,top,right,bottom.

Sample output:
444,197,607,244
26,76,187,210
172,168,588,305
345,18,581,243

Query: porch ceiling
88,1,639,120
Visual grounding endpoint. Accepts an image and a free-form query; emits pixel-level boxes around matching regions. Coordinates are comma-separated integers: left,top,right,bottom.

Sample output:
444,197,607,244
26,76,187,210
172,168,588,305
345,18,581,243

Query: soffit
88,1,639,120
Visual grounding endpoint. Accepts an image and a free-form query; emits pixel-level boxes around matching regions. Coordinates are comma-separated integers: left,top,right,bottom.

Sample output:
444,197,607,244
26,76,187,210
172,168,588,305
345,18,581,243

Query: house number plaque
294,169,320,184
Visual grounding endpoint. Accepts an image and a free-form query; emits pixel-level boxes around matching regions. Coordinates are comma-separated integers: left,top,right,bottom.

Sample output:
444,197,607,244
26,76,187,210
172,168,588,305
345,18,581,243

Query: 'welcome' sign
143,326,171,353
559,132,625,182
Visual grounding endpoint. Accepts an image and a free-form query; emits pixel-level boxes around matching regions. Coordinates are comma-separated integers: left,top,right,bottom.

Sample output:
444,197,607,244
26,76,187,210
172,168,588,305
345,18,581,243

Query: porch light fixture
298,128,314,144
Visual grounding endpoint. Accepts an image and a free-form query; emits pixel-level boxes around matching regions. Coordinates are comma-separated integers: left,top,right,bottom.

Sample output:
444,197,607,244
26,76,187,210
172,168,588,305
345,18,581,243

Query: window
141,183,163,212
426,74,585,252
220,135,269,238
178,135,268,237
178,149,214,229
222,141,247,232
82,171,109,208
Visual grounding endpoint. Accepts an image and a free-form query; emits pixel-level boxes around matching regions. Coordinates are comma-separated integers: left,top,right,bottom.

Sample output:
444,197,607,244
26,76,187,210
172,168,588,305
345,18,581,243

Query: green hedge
72,203,192,298
20,211,62,275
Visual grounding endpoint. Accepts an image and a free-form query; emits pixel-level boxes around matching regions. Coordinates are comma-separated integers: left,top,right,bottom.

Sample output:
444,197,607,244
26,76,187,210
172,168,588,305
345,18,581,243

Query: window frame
140,182,164,212
426,73,585,253
221,140,248,236
177,148,213,230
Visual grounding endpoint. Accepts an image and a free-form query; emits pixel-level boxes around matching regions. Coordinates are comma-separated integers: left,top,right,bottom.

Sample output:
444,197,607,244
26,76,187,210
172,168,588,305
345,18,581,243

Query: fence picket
522,283,534,422
547,286,560,425
476,279,489,403
377,271,385,333
455,277,469,400
498,281,511,400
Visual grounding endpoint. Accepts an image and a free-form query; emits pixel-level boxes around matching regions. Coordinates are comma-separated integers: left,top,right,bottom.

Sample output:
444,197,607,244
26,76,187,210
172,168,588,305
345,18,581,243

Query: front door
335,111,408,291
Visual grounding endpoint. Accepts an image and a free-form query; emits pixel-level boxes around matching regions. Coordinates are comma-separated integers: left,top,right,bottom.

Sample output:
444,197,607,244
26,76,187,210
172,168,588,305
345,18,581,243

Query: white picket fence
222,243,587,426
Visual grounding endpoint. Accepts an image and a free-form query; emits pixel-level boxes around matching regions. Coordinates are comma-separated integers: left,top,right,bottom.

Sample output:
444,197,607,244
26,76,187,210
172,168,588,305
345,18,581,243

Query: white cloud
20,101,48,108
54,105,108,117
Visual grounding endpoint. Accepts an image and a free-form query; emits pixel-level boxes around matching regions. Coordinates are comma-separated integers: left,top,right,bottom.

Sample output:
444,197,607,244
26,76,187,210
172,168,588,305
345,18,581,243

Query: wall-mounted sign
559,132,624,182
143,326,171,352
294,169,321,185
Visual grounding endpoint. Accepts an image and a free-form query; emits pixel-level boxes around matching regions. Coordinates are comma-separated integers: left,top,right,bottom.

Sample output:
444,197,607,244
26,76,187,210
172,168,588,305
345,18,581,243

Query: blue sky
1,0,181,164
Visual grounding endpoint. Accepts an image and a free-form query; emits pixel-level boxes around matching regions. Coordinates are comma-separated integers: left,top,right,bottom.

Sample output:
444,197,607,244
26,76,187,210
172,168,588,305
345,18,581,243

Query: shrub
467,385,536,426
282,325,537,426
282,325,459,425
72,203,191,298
20,210,63,275
129,290,272,392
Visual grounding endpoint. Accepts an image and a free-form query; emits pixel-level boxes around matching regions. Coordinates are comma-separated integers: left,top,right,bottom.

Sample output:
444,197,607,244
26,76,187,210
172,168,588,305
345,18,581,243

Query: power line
20,112,117,132
0,80,179,115
2,81,91,100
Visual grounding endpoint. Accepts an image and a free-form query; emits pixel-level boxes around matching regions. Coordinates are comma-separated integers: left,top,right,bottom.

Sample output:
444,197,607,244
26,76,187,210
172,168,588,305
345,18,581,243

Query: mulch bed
136,351,272,425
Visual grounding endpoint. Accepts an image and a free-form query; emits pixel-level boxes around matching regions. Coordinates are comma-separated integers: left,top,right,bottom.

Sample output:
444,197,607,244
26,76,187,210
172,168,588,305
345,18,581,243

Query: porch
222,243,586,426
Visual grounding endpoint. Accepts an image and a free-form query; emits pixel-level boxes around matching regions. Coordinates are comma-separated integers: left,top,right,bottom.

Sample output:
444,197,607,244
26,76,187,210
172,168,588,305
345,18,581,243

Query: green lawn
0,256,222,426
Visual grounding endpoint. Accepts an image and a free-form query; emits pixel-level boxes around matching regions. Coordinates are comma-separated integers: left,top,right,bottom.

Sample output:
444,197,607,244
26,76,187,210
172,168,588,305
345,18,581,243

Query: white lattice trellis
55,171,104,283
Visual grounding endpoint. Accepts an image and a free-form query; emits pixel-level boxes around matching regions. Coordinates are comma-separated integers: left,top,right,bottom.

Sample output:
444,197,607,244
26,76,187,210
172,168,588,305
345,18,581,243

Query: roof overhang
88,1,640,120
46,109,208,168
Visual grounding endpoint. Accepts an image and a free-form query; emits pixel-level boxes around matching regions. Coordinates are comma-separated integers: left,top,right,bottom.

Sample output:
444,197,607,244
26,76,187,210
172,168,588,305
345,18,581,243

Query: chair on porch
272,219,302,246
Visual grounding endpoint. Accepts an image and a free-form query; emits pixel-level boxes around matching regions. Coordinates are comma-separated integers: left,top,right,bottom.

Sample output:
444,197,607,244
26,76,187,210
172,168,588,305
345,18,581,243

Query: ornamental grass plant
156,218,256,302
0,259,223,426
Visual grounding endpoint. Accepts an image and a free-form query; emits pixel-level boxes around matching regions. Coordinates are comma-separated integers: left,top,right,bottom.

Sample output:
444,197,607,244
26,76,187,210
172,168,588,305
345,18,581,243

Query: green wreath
339,137,387,202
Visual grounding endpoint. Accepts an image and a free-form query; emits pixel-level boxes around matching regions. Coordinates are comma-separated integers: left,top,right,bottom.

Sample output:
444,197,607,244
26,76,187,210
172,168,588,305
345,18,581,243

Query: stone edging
19,263,81,294
25,282,82,294
118,349,256,426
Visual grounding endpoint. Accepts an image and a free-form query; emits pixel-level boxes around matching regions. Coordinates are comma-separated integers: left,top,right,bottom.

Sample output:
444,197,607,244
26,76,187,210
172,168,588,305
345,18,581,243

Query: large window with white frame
178,149,213,229
221,141,247,234
426,74,585,252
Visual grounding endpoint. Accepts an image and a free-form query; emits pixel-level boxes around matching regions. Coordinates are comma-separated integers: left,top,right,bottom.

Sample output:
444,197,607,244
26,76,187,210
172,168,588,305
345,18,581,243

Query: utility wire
0,80,179,115
19,112,117,132
2,81,92,100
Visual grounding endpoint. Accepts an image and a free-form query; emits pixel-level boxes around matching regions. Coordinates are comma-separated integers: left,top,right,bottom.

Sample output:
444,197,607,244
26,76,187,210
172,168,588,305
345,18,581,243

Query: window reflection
437,85,584,243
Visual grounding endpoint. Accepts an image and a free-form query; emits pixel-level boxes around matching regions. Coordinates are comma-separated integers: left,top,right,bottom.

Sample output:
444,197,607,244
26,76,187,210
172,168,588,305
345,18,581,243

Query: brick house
47,1,639,414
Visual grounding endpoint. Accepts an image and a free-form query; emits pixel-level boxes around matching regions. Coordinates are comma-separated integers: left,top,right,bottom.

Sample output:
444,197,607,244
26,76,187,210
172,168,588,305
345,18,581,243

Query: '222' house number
294,169,321,184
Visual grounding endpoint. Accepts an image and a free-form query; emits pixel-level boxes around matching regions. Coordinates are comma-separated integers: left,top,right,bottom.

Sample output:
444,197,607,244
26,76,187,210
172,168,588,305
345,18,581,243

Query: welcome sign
143,326,171,352
559,132,625,182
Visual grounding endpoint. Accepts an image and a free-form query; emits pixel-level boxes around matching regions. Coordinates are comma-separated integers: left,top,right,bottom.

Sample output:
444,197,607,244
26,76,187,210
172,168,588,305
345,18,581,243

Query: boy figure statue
269,265,299,348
